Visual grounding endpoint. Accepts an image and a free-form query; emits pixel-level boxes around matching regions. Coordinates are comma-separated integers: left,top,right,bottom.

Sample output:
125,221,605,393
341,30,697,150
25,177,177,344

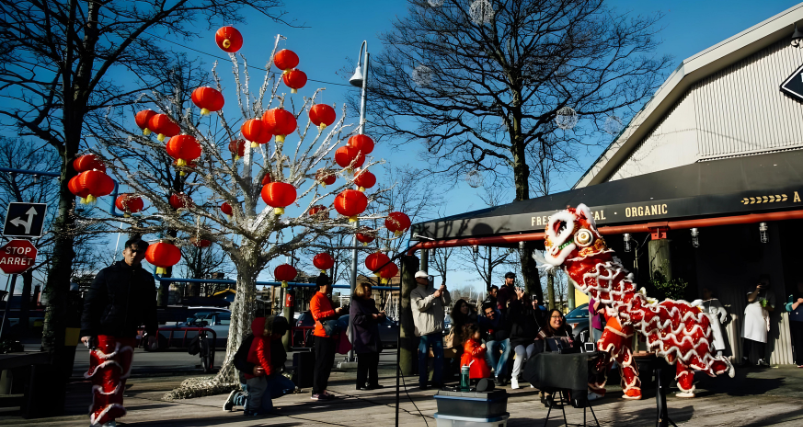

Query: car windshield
567,305,589,318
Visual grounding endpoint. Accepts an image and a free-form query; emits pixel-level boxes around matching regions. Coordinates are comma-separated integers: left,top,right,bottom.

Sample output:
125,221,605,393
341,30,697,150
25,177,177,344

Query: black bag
187,336,201,356
321,319,341,336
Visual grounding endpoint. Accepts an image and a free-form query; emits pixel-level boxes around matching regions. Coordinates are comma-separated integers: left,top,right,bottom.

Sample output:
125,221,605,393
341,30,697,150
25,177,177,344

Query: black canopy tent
410,150,803,246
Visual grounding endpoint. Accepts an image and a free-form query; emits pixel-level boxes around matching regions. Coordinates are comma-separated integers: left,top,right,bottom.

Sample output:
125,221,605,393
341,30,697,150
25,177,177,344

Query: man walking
411,271,451,389
81,239,158,427
496,272,519,314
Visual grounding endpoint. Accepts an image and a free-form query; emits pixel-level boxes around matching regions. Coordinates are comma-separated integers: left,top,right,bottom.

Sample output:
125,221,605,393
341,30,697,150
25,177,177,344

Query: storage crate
434,390,507,419
433,412,509,427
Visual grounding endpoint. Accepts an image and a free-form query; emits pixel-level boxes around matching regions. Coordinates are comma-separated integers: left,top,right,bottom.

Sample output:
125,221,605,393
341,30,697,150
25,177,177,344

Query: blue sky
3,0,799,294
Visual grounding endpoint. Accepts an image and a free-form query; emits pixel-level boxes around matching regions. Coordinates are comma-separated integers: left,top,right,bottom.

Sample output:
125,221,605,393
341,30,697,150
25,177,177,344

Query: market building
411,4,803,365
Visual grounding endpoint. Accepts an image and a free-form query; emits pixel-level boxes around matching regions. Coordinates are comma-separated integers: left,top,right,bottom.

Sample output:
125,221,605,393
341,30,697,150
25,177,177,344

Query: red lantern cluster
356,227,376,246
316,169,336,187
313,253,335,273
385,212,411,236
261,182,297,215
191,87,225,115
263,108,297,143
190,237,212,248
365,252,391,274
348,134,375,155
115,194,144,217
145,240,182,275
73,154,106,173
220,202,233,216
378,262,399,284
274,49,299,74
169,192,195,211
353,169,376,192
309,104,336,131
149,114,180,142
215,26,243,53
229,139,246,161
166,135,202,175
274,263,298,288
334,189,368,222
241,119,271,148
335,146,365,171
68,170,115,204
135,110,157,135
282,69,307,94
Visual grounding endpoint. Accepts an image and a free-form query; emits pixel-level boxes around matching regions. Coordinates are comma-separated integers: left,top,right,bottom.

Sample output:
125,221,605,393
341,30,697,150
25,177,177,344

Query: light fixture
472,245,479,254
349,41,368,87
792,24,803,48
623,233,632,252
690,228,699,248
759,222,769,244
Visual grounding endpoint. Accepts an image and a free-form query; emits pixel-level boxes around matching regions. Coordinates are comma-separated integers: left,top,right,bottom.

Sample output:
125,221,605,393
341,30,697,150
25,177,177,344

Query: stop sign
0,239,38,274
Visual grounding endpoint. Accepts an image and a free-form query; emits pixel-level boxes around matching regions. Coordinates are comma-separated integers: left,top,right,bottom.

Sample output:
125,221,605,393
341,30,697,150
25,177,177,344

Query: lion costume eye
574,229,593,247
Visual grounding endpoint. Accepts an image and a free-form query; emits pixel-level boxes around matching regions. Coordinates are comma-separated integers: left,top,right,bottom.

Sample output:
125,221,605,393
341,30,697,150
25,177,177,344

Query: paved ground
2,362,803,426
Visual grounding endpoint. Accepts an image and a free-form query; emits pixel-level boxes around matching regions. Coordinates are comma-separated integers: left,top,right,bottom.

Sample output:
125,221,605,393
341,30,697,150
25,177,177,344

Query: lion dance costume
85,336,136,425
540,204,733,400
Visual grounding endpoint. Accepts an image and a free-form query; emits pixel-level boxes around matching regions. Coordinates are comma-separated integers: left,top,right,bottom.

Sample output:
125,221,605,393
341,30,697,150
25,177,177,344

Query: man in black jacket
80,238,157,427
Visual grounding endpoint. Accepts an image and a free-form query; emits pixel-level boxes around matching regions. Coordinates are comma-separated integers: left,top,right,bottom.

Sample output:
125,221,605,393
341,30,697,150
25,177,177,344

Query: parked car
293,311,315,348
145,310,230,351
565,303,590,340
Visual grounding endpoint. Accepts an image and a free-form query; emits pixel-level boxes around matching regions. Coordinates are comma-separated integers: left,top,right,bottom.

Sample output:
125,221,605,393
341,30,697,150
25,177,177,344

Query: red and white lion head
542,203,609,267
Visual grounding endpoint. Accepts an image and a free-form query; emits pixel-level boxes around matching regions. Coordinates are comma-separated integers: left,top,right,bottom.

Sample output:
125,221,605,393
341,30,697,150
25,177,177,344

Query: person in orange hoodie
310,274,344,400
460,323,492,381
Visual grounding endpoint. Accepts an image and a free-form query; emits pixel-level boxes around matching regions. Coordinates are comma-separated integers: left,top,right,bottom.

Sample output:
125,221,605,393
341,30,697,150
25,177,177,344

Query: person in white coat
742,275,775,367
701,288,728,357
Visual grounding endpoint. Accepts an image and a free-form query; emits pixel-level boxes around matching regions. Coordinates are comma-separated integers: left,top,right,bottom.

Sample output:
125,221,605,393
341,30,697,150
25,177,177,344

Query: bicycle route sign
2,202,47,238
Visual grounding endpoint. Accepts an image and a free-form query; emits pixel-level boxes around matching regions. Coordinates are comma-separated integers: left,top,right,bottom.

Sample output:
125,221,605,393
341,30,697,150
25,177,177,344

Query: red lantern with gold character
274,263,298,288
353,169,376,192
262,108,297,143
220,202,233,217
334,146,365,171
169,193,194,211
228,139,246,161
356,227,376,246
365,252,391,274
191,87,225,115
348,134,375,155
316,169,336,187
273,49,299,74
215,26,243,52
313,253,335,273
385,212,411,236
378,262,399,284
190,237,212,248
135,110,157,135
166,135,202,174
282,69,307,94
334,189,368,222
145,240,182,274
69,170,115,204
73,154,106,173
261,182,297,215
115,194,144,217
241,119,271,148
309,104,336,131
148,114,180,142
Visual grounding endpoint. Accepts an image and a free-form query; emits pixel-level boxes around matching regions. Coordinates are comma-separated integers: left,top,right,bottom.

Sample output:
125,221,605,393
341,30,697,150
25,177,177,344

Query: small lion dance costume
539,204,733,400
86,336,136,425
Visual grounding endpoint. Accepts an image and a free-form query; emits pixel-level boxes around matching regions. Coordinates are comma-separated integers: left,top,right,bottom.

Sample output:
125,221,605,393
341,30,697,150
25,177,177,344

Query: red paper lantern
228,139,246,161
190,237,212,248
148,114,180,142
334,189,368,222
378,262,399,284
69,170,114,204
145,240,182,274
166,135,202,174
313,253,335,273
348,134,375,155
274,263,298,288
309,104,336,131
135,110,157,135
261,182,297,215
308,205,328,216
115,194,144,217
282,69,307,94
73,154,106,173
220,202,233,216
262,108,297,143
191,87,225,115
169,193,194,210
316,169,336,187
261,173,273,185
273,49,299,73
334,146,365,171
385,211,411,236
353,169,376,192
356,227,376,246
241,119,271,148
215,26,243,52
365,252,391,273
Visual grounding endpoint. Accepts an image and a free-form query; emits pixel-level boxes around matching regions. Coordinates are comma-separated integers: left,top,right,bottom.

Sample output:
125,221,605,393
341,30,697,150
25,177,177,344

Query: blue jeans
418,333,444,387
233,374,295,414
485,338,511,377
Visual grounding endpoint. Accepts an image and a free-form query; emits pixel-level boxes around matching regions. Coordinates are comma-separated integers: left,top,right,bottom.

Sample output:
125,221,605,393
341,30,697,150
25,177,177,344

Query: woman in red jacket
460,323,491,381
310,274,344,400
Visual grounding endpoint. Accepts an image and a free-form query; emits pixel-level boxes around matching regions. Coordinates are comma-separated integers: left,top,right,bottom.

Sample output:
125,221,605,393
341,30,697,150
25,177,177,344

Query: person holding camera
310,274,344,400
411,271,451,389
742,275,775,367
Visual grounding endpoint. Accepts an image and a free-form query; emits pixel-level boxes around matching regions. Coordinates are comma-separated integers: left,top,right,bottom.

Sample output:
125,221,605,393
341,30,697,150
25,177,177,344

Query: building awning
411,150,803,242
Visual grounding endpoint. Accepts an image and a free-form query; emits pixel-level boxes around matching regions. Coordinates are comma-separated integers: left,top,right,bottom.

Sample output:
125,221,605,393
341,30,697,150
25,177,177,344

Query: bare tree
430,246,456,287
360,0,671,300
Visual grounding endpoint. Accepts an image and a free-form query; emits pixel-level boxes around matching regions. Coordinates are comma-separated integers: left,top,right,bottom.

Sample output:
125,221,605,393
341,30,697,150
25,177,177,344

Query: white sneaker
510,378,520,390
757,358,769,367
675,390,695,398
530,384,535,388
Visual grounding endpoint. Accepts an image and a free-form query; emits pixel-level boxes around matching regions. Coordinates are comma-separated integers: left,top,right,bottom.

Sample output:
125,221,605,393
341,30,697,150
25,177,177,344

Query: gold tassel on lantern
318,124,327,131
143,129,152,136
358,187,366,192
349,215,358,223
274,207,285,215
251,142,258,148
200,108,210,115
291,89,298,94
281,280,288,288
394,230,403,237
156,267,166,274
157,134,166,142
275,135,285,143
320,269,326,274
362,242,368,246
85,195,97,204
176,159,187,167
